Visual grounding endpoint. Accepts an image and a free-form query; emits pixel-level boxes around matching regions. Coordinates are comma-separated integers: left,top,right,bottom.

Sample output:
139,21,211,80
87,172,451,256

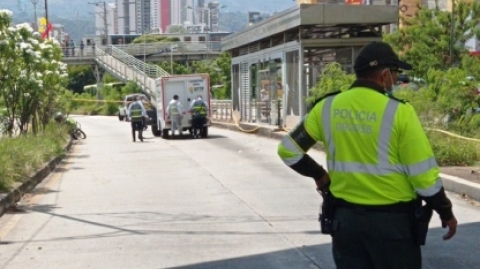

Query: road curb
212,121,480,200
440,173,480,201
0,138,74,218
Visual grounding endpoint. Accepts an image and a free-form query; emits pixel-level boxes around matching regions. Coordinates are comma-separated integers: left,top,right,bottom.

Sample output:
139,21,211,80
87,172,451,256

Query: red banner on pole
41,22,53,39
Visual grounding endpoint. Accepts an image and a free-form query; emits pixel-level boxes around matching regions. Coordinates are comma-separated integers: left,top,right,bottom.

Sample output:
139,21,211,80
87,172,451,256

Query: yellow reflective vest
278,85,443,205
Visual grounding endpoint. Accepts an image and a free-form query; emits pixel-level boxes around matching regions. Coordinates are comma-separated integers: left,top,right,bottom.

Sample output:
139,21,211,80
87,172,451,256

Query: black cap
354,41,412,72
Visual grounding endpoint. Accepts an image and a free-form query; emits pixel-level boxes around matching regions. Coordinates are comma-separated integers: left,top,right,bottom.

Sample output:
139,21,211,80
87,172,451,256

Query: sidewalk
212,120,480,202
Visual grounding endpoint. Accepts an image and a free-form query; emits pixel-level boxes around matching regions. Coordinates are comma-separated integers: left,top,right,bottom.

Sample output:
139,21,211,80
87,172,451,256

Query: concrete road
0,116,478,269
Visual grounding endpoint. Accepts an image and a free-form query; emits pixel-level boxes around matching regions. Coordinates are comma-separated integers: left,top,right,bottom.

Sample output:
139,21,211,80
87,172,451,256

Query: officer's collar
350,79,385,95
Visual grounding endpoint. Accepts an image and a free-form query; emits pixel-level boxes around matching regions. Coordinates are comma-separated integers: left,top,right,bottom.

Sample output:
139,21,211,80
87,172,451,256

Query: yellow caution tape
68,98,124,103
230,107,261,133
425,128,480,142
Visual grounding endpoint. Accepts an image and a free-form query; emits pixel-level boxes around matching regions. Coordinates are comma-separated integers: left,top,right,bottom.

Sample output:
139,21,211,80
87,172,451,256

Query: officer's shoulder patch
312,91,342,106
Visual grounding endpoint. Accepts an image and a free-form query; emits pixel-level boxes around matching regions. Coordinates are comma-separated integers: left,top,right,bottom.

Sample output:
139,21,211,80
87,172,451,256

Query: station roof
222,4,399,51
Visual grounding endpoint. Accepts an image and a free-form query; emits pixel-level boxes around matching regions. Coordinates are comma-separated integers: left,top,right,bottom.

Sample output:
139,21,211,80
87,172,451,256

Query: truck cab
118,93,151,121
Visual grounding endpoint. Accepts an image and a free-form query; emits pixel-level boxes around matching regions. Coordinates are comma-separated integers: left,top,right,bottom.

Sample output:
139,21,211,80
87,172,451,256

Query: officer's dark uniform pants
131,121,143,141
192,116,205,136
332,207,421,269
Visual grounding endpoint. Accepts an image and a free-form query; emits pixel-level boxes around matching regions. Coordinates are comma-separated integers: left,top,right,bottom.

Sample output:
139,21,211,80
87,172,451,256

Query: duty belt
336,198,414,213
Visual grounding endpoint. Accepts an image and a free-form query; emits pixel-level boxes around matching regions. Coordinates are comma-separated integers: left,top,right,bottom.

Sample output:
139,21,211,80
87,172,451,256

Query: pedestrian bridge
61,41,222,66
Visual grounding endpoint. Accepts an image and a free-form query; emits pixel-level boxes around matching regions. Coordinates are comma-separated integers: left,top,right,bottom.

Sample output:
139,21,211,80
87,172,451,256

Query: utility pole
44,0,48,32
88,1,109,45
450,0,456,67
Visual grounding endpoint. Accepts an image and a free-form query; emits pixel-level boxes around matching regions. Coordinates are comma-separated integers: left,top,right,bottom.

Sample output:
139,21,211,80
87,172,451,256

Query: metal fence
112,41,223,56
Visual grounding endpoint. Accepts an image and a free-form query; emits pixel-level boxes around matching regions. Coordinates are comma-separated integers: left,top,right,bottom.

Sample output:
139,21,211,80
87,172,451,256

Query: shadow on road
159,222,480,269
2,202,478,269
166,134,228,140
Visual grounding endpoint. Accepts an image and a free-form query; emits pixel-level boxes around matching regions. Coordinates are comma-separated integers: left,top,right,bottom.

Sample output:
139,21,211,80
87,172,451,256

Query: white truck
149,74,211,139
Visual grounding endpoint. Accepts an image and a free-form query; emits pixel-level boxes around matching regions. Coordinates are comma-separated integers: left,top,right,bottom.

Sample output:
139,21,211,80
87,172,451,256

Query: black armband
419,187,454,221
290,154,327,182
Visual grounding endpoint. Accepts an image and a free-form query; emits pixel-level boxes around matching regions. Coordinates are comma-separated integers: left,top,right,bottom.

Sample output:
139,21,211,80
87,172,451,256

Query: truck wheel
151,125,162,137
162,129,170,139
201,127,208,138
118,113,124,121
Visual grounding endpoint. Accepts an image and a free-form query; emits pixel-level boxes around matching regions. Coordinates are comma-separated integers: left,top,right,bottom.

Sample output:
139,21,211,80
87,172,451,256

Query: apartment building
151,0,171,33
170,0,194,26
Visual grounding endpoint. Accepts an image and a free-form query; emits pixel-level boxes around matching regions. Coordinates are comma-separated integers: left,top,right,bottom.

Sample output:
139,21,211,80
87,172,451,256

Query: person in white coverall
166,94,184,138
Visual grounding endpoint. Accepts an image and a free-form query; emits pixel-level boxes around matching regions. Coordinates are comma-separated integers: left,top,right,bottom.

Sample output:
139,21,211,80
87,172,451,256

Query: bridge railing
211,100,233,122
108,46,170,78
113,41,222,56
94,47,158,102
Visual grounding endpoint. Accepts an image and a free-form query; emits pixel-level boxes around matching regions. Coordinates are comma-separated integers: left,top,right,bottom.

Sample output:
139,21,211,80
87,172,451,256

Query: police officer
189,95,208,138
277,41,457,269
127,96,147,142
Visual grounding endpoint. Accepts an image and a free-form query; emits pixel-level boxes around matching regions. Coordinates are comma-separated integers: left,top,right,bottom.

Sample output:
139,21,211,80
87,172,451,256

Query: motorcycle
54,112,87,140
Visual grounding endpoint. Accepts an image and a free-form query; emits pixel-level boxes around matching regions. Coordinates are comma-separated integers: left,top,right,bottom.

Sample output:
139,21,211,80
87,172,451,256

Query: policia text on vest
334,108,377,134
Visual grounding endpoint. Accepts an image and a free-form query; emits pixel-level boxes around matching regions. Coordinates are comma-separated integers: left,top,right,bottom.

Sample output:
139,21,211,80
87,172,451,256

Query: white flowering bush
0,10,67,135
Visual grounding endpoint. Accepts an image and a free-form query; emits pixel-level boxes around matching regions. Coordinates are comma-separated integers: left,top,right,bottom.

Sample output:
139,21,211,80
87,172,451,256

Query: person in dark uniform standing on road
277,41,457,269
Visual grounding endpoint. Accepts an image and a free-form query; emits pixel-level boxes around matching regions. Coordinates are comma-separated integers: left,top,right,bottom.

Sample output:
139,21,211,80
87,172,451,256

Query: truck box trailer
150,74,211,139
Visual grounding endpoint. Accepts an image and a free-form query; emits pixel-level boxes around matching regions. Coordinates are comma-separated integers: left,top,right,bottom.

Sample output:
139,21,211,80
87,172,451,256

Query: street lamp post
29,0,40,31
170,44,173,75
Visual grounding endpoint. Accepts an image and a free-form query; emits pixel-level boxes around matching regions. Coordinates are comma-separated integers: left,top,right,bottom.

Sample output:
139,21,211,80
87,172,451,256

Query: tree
132,35,180,44
166,25,188,34
0,10,67,134
157,61,192,75
306,63,355,105
66,65,96,94
384,1,480,78
215,52,232,99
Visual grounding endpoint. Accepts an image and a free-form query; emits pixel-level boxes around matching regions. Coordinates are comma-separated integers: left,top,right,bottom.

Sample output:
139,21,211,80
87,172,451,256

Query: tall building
151,0,171,33
194,1,221,32
114,0,151,34
207,1,220,32
170,0,194,26
136,0,151,33
151,0,161,31
116,0,136,34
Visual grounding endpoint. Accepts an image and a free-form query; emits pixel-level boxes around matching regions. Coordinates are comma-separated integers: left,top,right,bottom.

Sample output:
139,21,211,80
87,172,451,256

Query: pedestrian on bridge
80,40,85,57
127,96,147,142
277,41,457,269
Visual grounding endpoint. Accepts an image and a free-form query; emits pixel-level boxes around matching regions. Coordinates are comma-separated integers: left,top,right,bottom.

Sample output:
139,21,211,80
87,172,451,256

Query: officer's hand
315,173,330,195
441,216,458,240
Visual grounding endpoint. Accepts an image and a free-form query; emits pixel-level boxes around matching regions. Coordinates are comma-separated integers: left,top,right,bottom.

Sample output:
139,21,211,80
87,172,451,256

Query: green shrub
307,63,480,166
427,130,480,166
0,123,69,192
